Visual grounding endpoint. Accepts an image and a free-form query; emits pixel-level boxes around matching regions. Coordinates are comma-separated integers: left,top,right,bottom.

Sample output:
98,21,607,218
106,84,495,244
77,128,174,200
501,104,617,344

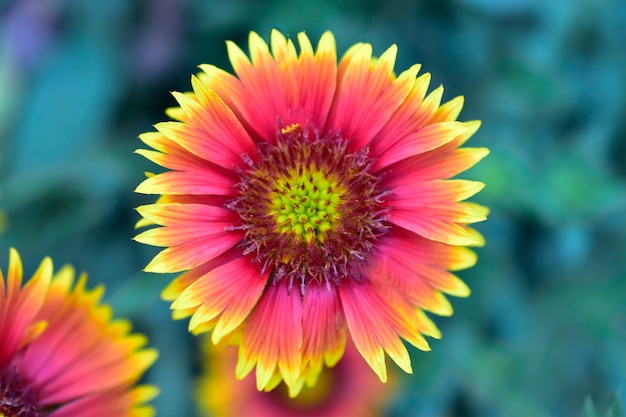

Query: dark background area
1,0,625,416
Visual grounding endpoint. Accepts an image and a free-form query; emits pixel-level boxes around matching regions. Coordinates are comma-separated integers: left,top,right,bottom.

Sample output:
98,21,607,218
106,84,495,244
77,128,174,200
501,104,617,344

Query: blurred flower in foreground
135,29,487,395
0,249,158,417
197,339,393,417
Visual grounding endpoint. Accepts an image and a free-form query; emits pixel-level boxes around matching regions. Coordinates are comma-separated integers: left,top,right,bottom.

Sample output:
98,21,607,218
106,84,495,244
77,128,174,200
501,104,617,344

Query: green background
1,0,625,416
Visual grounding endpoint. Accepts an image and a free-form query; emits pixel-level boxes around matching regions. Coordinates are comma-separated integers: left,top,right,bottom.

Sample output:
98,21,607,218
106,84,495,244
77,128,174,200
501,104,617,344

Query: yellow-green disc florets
230,124,390,293
269,169,344,243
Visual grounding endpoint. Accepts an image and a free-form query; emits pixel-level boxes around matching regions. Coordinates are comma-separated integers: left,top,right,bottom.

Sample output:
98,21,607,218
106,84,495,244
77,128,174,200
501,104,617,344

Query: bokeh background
1,0,625,416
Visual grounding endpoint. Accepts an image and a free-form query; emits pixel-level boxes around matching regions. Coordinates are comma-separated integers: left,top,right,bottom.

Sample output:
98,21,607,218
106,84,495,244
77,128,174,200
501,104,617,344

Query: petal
296,31,338,133
155,90,253,171
138,131,172,154
382,145,489,184
331,43,375,130
300,283,346,388
269,29,298,63
169,256,267,340
429,95,465,123
205,31,340,141
225,33,289,141
387,179,488,245
236,282,303,391
380,227,478,271
372,236,471,314
134,130,238,196
161,250,240,302
268,30,339,135
368,73,433,156
380,273,452,316
142,234,242,274
373,121,470,170
19,320,48,350
135,204,238,246
182,81,257,161
37,341,157,405
328,44,419,150
137,130,224,172
369,278,444,337
389,212,486,247
0,250,51,365
195,64,262,139
339,282,429,382
49,385,158,417
23,272,158,404
135,204,242,273
135,168,236,196
391,179,486,205
148,193,232,208
392,200,489,224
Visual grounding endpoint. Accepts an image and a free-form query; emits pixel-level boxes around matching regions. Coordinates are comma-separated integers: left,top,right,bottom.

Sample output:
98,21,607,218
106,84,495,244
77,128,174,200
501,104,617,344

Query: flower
196,339,393,417
0,249,158,417
135,29,488,395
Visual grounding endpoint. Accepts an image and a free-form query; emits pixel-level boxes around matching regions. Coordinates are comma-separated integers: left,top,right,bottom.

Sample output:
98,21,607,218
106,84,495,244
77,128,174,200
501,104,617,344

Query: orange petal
429,95,465,123
300,283,346,386
169,256,267,341
371,244,469,315
329,44,419,150
135,203,242,273
225,33,291,141
135,168,236,196
299,31,338,133
387,179,487,246
161,250,240,302
382,146,490,184
374,121,470,169
340,282,427,382
368,72,435,155
0,250,51,365
236,282,303,391
390,210,486,246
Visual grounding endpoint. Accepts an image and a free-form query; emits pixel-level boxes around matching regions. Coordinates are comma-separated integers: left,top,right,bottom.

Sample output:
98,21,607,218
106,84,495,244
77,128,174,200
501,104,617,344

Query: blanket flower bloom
0,249,158,417
135,29,488,395
196,339,392,417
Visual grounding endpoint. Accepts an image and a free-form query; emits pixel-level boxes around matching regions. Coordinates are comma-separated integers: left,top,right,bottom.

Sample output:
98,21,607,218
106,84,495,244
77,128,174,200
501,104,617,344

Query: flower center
267,166,344,244
0,368,39,417
231,124,390,293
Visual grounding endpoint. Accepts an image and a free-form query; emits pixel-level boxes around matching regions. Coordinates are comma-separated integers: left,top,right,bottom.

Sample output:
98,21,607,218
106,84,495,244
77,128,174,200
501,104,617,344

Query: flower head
135,29,488,395
0,249,158,417
197,339,393,417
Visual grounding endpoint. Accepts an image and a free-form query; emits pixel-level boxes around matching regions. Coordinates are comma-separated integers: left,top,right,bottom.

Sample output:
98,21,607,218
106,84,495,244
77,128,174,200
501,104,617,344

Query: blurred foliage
581,393,624,417
1,0,625,416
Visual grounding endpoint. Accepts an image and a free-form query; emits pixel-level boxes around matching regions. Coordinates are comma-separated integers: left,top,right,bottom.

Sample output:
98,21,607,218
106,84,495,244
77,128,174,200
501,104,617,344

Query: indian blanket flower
0,249,158,417
196,339,393,417
135,29,488,395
